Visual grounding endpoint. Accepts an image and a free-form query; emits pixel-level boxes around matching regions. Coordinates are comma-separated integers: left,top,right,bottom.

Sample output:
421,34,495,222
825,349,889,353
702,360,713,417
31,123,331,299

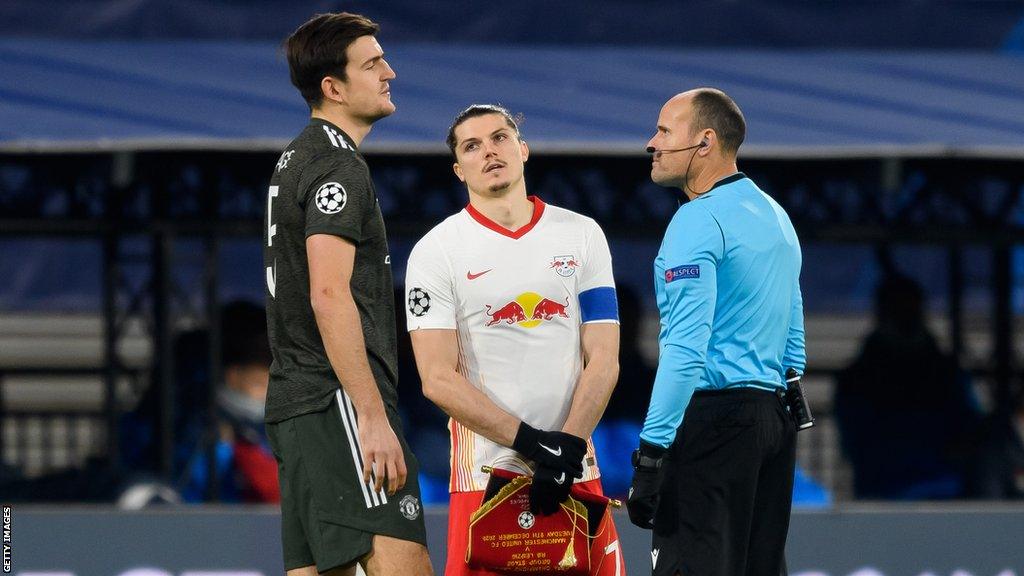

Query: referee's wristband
631,441,667,471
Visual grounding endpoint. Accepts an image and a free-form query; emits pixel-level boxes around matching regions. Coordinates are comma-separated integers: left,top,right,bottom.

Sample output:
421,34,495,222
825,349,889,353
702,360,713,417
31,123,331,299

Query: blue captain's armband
579,286,618,322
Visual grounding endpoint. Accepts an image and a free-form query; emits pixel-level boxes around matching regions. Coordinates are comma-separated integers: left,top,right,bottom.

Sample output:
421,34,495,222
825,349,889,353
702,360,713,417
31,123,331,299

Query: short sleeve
405,234,457,330
578,220,618,324
299,154,371,243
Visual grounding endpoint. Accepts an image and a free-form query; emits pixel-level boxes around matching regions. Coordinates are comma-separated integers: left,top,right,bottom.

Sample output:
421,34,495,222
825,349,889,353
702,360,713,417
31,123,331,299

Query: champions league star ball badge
408,287,431,317
517,510,535,529
315,182,347,214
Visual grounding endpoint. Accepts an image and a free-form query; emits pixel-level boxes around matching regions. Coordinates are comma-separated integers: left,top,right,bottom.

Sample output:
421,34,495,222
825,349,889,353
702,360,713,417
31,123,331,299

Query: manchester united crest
400,494,421,520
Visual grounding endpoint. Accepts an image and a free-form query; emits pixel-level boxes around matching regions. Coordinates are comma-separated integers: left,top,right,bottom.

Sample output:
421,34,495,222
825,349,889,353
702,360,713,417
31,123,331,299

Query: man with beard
405,105,625,576
263,12,432,576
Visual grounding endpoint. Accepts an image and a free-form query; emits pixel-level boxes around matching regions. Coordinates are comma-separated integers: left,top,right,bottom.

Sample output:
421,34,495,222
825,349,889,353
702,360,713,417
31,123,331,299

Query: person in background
835,272,980,499
184,301,279,503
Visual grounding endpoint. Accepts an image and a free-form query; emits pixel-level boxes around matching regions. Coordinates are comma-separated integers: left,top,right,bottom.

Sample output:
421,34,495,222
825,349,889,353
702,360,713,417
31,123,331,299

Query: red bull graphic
531,296,570,320
484,301,528,326
485,292,570,328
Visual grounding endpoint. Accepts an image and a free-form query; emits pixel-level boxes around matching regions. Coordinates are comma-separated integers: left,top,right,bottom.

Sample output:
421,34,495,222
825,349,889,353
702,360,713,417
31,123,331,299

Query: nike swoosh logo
538,443,561,457
652,549,659,569
554,472,566,485
466,269,492,280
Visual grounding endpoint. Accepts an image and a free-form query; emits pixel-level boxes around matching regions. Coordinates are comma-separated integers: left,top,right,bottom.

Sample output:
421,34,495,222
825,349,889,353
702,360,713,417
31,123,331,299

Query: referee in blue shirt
627,88,805,576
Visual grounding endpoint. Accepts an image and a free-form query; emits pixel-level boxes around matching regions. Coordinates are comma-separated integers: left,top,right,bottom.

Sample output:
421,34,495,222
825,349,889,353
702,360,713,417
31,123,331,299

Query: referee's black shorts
652,387,796,576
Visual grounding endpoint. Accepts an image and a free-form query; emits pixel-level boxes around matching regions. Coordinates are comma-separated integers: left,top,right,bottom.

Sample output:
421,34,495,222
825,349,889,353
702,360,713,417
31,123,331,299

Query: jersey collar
310,118,359,152
465,196,546,239
707,172,746,193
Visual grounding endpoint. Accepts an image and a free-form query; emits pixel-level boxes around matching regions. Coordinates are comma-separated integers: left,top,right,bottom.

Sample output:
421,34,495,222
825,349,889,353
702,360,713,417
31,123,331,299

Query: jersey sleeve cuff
305,226,360,244
407,322,457,331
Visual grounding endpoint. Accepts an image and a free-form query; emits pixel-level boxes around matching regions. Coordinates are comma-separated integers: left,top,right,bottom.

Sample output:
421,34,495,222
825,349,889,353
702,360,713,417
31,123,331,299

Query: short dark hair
691,88,746,155
446,104,523,157
284,12,380,109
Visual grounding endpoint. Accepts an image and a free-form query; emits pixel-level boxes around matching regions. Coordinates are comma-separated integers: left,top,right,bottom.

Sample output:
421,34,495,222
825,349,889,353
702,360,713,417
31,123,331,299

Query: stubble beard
487,180,512,194
486,171,523,196
357,98,395,125
364,107,393,124
652,167,683,188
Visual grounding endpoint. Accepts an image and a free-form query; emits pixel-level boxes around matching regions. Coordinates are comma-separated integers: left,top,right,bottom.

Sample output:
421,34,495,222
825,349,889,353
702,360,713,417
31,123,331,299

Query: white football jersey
405,197,618,492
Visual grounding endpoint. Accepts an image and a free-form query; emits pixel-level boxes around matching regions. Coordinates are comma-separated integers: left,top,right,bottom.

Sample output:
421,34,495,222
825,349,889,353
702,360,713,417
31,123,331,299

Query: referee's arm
640,208,722,449
783,281,806,374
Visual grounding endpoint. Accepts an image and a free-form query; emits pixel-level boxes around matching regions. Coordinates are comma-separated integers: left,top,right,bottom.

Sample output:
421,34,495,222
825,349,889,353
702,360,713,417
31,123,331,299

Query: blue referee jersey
641,173,805,448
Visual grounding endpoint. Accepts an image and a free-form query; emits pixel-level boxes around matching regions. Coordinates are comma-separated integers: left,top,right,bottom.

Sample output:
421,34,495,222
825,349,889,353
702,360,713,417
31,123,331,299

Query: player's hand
512,422,586,477
627,441,666,529
529,465,574,516
357,411,407,496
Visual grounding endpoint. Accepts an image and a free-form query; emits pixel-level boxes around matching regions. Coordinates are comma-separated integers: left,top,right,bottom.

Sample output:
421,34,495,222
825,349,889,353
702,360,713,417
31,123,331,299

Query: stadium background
2,0,1024,574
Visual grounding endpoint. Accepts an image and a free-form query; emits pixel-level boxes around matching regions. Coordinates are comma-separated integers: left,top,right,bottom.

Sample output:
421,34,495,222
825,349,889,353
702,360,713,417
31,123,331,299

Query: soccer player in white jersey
404,105,625,576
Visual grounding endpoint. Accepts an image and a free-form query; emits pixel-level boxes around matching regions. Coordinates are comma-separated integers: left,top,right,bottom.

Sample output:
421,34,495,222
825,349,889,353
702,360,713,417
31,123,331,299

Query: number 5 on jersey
266,185,279,297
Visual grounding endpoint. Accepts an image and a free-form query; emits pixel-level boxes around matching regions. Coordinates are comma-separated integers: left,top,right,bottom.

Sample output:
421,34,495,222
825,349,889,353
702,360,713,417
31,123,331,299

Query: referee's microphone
645,139,707,154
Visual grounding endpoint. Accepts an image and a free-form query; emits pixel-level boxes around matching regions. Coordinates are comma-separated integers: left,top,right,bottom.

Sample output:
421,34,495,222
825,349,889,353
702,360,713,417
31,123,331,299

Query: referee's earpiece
700,137,709,148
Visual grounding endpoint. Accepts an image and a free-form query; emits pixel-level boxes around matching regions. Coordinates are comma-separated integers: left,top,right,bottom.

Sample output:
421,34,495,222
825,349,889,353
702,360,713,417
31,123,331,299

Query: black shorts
652,387,796,576
266,389,427,573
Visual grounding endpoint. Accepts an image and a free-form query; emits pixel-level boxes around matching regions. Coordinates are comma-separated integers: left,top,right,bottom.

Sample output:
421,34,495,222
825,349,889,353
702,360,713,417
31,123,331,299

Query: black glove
512,422,586,477
627,440,666,529
529,465,573,516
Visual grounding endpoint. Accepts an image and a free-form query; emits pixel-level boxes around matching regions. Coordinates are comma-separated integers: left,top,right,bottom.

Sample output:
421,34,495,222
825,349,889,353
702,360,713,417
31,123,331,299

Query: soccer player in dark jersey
263,12,432,576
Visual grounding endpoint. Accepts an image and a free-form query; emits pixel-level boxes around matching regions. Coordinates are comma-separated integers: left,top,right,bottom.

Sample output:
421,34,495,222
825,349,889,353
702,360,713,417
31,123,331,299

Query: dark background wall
3,0,1024,49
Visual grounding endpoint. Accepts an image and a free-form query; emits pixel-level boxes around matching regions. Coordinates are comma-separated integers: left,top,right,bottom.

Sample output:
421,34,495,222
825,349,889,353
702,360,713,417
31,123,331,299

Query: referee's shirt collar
708,172,746,192
690,172,746,202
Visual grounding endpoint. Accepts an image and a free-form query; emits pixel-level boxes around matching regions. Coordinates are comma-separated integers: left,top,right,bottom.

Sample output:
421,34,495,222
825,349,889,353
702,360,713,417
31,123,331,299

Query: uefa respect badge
665,264,700,283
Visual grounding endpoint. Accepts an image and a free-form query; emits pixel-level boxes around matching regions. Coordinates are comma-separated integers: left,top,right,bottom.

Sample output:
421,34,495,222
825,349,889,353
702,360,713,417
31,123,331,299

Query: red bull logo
484,301,528,326
485,292,570,328
531,296,570,320
551,255,580,278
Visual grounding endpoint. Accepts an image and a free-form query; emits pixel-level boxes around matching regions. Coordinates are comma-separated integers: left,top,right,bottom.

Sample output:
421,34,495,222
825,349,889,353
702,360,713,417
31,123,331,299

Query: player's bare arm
561,323,620,438
409,328,521,447
307,233,407,495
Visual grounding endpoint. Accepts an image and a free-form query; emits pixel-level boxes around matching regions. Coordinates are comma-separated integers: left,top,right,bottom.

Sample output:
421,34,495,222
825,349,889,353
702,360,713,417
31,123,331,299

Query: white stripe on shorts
335,389,388,508
340,390,389,506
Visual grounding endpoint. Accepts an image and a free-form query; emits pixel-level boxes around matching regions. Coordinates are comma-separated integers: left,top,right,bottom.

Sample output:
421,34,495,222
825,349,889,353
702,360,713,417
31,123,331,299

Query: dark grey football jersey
263,118,398,423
